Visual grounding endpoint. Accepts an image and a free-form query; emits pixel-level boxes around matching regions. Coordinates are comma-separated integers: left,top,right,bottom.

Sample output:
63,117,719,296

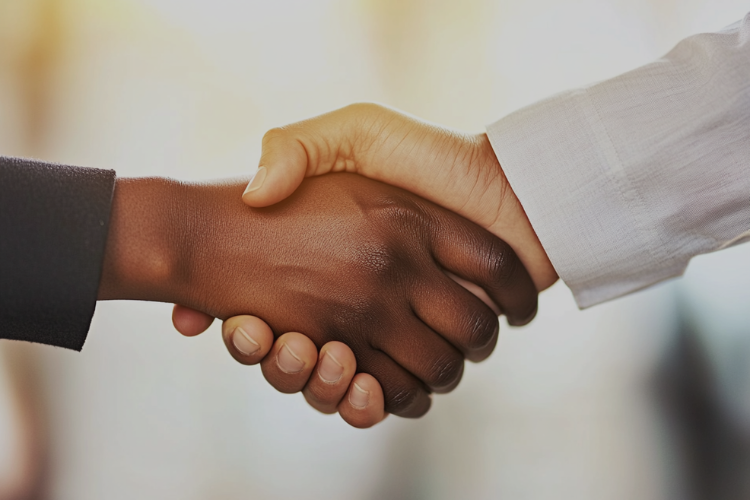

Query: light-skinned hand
175,103,553,427
242,103,556,290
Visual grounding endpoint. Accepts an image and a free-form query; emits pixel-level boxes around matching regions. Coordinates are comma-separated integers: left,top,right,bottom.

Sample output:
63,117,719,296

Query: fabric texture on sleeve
486,13,750,308
0,156,115,350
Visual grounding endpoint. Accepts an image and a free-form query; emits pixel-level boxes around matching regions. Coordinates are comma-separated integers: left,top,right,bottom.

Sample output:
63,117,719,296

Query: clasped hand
169,104,557,428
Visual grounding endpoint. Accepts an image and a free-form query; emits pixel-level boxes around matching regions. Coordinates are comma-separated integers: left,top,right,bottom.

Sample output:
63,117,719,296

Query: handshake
98,104,559,428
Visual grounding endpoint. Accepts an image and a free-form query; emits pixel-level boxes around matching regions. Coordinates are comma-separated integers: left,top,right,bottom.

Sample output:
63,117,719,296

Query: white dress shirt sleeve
486,13,750,308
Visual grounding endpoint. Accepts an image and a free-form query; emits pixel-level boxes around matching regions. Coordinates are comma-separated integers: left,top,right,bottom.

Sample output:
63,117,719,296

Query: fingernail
349,382,369,409
318,352,344,384
232,327,260,356
277,343,305,374
243,166,267,195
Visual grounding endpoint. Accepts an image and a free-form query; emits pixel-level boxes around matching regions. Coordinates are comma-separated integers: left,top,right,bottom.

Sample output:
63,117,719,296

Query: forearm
98,177,186,304
488,13,750,307
98,177,261,320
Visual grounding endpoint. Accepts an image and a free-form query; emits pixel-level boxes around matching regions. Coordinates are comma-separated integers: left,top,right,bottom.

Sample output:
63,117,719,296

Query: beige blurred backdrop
0,1,749,499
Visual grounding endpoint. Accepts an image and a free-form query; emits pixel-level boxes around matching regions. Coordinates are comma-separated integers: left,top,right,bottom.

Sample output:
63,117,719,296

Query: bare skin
173,306,387,428
175,104,557,428
100,173,537,418
243,103,557,290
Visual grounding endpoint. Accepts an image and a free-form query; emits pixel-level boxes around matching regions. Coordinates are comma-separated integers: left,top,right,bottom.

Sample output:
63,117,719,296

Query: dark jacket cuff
0,156,115,350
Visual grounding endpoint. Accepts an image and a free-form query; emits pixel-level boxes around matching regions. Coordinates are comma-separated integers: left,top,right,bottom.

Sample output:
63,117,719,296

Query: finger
357,350,432,418
241,129,309,207
241,105,371,208
412,273,500,362
220,315,275,365
172,304,215,337
338,373,387,429
445,271,501,316
426,208,538,326
302,342,357,414
375,315,465,394
261,332,318,394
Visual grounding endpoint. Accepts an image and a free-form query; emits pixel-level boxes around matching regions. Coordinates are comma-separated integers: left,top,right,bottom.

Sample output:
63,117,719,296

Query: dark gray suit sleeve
0,156,115,350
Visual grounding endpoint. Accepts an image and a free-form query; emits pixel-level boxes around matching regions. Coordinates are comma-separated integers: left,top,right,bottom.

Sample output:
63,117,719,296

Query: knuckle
462,309,499,351
386,386,423,413
353,240,404,281
346,102,385,115
373,196,428,228
261,126,287,144
323,301,387,351
425,352,464,390
484,243,518,286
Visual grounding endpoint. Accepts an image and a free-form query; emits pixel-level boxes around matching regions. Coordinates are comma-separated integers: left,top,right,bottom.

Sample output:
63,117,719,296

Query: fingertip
241,166,268,203
172,305,215,337
318,341,356,381
221,315,274,365
465,322,500,363
261,332,318,394
242,129,309,208
242,164,307,208
507,301,538,326
275,333,318,374
302,342,357,414
339,373,386,429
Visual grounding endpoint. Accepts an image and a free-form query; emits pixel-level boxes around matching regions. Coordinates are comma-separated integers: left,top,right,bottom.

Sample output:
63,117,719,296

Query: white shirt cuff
486,90,687,308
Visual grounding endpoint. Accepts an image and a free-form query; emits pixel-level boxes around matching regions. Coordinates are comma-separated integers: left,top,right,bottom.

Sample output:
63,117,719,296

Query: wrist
473,133,558,291
98,177,187,303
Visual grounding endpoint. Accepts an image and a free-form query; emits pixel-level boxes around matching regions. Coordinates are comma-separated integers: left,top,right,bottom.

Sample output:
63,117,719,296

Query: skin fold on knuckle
353,240,402,280
261,126,288,146
354,203,431,289
385,386,424,415
462,308,500,352
484,245,517,288
372,195,430,236
325,304,382,353
426,354,464,391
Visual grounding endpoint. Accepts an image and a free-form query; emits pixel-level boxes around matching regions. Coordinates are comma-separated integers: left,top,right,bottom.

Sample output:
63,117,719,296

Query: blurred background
0,0,748,498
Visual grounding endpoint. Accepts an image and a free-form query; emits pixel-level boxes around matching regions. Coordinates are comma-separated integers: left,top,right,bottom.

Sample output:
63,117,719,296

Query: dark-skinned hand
100,173,537,417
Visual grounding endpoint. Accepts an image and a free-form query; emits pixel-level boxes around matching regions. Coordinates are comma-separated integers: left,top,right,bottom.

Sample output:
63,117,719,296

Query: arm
0,158,387,427
240,105,558,292
102,174,536,417
101,175,535,325
488,13,750,307
233,13,750,308
176,12,750,428
2,162,537,418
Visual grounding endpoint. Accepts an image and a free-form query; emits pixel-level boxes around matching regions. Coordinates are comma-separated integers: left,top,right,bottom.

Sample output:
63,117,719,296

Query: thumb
241,128,309,207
